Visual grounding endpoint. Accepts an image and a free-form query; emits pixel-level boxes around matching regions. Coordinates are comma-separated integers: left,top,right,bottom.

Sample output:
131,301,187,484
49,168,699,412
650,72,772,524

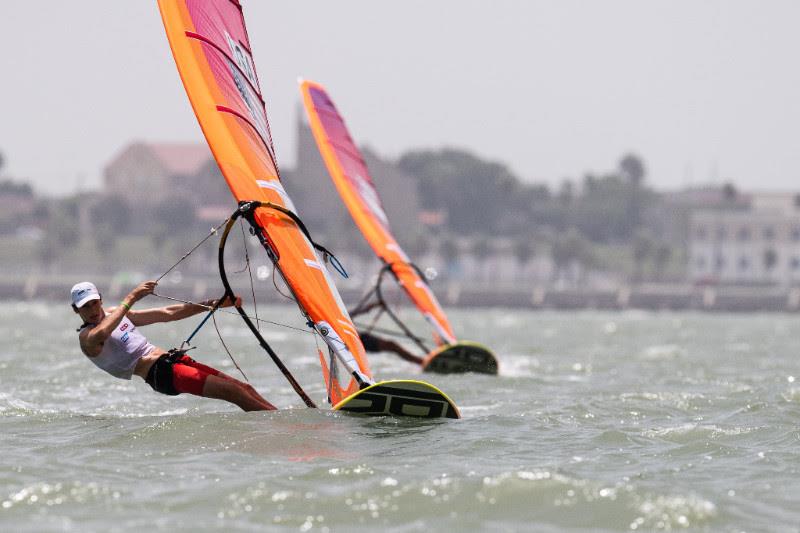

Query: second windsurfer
358,331,423,365
71,280,276,412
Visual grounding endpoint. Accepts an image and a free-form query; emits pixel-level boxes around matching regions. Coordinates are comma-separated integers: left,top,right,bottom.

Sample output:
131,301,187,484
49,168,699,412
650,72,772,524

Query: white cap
71,282,101,308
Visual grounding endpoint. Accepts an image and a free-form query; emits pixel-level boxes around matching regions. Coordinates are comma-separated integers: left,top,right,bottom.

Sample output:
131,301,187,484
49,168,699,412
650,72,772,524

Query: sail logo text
223,32,273,156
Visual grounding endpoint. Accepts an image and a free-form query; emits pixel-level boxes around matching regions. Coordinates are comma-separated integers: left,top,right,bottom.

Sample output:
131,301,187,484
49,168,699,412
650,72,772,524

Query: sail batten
184,31,265,103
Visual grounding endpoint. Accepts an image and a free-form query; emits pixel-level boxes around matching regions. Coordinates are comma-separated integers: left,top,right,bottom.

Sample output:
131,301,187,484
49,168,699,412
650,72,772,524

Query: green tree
621,154,646,234
619,153,646,186
51,203,80,250
722,182,738,204
95,225,116,259
0,179,33,195
37,201,78,272
558,180,574,205
37,234,59,272
551,228,590,284
90,194,131,233
407,233,431,259
439,237,460,279
652,242,673,282
398,148,525,235
513,239,536,281
152,197,197,231
150,197,198,261
151,223,169,252
764,249,778,271
632,229,654,282
471,236,493,281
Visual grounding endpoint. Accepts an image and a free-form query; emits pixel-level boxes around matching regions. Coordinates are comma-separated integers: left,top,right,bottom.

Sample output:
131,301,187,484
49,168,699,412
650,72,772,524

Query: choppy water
2,301,800,532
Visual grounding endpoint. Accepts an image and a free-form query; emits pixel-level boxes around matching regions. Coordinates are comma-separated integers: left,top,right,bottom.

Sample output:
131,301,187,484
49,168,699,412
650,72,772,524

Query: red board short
171,355,221,396
145,352,222,396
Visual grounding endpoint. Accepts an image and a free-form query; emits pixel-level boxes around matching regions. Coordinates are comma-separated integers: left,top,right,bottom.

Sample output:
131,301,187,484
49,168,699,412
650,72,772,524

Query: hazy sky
1,1,799,196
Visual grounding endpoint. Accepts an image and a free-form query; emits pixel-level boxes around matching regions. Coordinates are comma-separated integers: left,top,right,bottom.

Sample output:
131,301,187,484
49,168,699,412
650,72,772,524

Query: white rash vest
81,315,155,380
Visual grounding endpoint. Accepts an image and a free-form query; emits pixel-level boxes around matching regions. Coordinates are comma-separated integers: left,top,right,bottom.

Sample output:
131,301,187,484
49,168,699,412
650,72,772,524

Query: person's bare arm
349,300,382,319
80,281,156,356
129,295,241,327
379,338,424,365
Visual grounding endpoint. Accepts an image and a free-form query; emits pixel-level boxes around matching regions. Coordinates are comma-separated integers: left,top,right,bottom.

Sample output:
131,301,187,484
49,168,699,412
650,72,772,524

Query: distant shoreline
6,277,799,313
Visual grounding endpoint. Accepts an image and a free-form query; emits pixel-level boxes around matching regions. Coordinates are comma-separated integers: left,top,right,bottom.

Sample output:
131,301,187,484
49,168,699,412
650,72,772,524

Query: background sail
300,80,457,346
158,0,371,403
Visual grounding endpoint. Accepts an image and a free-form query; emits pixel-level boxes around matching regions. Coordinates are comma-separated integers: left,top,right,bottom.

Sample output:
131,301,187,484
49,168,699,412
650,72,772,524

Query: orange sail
158,1,371,405
300,80,457,346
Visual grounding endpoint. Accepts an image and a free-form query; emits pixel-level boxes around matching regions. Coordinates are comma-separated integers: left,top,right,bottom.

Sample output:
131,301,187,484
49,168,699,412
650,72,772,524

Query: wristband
120,301,131,311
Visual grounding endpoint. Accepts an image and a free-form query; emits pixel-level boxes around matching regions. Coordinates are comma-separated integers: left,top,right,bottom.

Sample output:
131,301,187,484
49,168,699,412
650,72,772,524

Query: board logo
339,384,459,418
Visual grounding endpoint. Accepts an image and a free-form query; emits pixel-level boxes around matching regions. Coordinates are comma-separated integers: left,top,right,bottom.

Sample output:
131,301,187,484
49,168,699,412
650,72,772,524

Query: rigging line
271,263,296,302
239,220,260,330
212,312,249,382
349,285,379,318
215,106,279,175
374,263,430,354
352,321,410,341
155,217,230,283
181,295,224,350
151,292,312,335
247,200,347,280
366,305,385,331
308,325,331,403
182,30,280,178
184,31,265,104
218,208,316,408
228,220,251,275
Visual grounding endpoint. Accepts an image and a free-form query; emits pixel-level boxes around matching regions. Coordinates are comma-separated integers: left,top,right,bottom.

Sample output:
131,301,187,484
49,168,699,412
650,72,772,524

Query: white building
689,193,800,286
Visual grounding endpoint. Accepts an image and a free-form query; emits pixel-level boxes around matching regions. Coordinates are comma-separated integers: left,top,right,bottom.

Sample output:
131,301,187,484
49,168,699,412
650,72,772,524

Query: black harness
144,348,187,396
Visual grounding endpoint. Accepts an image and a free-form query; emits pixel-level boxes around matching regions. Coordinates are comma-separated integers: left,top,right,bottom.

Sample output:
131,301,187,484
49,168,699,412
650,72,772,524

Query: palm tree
722,182,738,203
619,154,646,186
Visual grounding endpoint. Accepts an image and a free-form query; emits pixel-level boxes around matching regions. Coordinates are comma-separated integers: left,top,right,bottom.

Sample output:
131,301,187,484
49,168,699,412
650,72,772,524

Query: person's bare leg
202,375,276,411
213,371,275,409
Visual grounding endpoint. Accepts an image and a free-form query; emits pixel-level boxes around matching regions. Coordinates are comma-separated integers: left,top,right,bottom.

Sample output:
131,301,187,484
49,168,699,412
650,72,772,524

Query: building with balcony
689,193,800,286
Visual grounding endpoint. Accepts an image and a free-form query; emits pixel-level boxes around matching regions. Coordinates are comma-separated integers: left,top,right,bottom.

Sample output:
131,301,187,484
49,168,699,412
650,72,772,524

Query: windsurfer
72,280,275,411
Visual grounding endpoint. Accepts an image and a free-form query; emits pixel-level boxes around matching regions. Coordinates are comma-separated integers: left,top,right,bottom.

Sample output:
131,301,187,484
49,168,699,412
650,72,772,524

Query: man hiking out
72,280,275,412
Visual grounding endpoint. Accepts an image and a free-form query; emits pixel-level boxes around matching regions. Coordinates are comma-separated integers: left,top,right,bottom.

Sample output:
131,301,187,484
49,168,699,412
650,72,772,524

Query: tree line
3,145,678,282
398,148,675,282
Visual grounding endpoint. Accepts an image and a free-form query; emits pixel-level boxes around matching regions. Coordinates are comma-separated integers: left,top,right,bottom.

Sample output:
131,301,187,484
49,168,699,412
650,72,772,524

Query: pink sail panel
300,80,457,346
